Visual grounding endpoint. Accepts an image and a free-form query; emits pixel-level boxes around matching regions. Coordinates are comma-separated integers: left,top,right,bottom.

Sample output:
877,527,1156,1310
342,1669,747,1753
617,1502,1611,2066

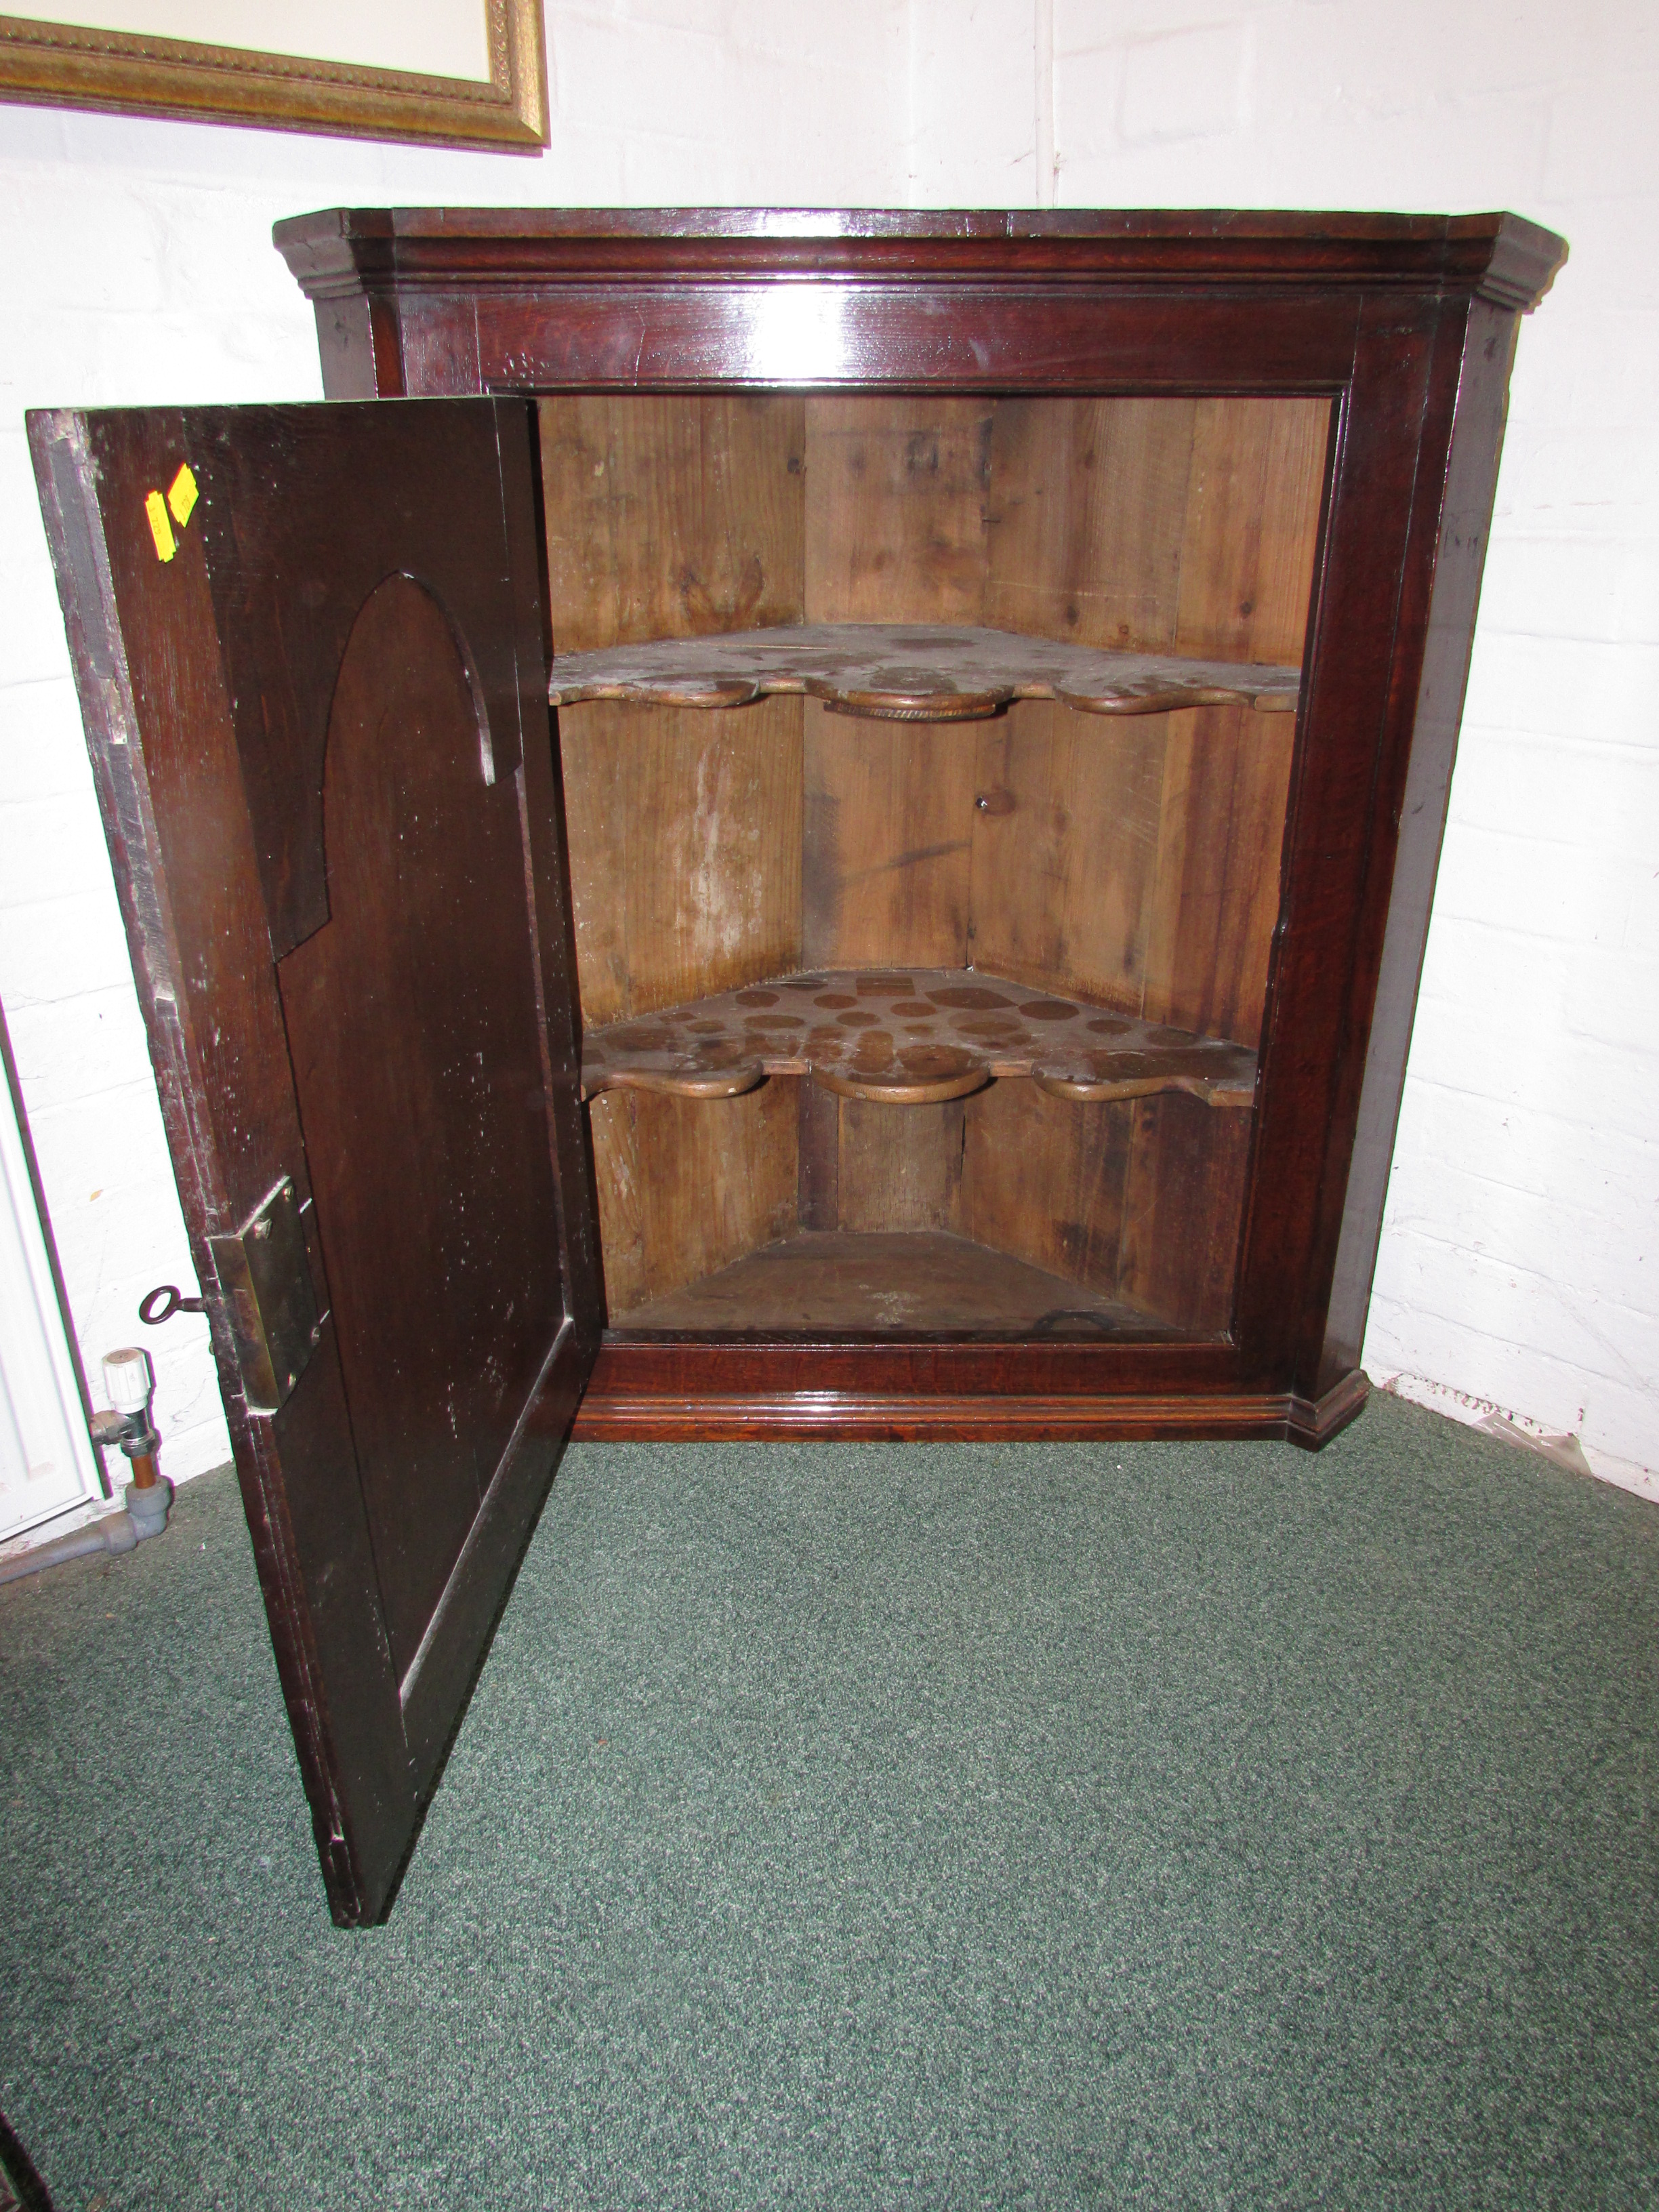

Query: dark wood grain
276,576,568,1681
31,407,411,1924
30,398,600,1923
274,206,1567,308
1225,297,1441,1389
182,404,546,960
1317,299,1522,1393
573,1372,1368,1445
485,288,1361,401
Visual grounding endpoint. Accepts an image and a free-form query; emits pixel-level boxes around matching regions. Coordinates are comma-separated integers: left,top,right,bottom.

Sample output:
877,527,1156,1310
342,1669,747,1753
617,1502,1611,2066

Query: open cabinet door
30,401,602,1925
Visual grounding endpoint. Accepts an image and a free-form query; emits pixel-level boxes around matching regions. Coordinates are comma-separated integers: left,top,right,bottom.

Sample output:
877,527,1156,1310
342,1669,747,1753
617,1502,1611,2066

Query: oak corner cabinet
32,207,1564,1921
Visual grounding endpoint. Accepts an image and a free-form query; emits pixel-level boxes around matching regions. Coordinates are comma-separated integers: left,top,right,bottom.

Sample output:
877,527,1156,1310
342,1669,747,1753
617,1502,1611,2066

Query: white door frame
0,1042,104,1543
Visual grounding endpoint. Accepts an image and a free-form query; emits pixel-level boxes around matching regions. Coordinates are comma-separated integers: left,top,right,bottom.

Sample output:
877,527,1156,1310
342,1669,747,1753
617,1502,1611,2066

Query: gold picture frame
0,3,548,150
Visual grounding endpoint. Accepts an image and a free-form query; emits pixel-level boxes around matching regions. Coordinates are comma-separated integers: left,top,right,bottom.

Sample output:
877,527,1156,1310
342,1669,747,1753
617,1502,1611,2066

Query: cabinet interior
539,392,1331,1340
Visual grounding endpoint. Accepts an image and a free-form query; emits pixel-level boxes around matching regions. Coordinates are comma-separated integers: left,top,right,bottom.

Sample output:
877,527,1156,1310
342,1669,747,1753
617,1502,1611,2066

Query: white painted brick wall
1,0,1654,1492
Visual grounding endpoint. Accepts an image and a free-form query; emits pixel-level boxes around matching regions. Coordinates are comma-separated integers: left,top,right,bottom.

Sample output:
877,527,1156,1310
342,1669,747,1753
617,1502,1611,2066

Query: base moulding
573,1367,1371,1449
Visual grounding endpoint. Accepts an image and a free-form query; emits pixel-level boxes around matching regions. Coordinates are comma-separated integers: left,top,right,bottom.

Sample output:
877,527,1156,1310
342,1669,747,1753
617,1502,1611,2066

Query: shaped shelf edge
581,968,1257,1109
549,622,1300,723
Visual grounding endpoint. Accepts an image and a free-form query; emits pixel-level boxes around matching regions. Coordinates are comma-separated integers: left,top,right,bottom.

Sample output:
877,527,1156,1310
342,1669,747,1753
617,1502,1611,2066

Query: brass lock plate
207,1175,323,1416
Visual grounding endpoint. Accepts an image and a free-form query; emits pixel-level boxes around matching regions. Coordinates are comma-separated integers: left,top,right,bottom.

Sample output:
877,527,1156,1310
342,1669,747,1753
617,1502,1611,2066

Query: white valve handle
102,1345,153,1416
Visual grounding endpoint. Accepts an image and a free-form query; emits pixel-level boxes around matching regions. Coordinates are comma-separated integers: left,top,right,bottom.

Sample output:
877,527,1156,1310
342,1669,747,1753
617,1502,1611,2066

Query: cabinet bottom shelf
609,1229,1187,1339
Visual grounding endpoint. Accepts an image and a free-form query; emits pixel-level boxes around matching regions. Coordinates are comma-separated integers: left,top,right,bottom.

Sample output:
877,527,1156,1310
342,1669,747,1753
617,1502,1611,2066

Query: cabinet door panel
31,400,601,1925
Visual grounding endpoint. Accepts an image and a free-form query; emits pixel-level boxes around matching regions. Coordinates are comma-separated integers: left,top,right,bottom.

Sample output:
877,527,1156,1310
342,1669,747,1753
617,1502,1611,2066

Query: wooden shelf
613,1229,1186,1337
548,621,1300,723
581,967,1256,1107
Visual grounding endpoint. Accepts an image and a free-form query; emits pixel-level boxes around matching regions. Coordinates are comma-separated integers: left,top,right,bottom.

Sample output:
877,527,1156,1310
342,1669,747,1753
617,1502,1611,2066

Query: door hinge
207,1176,324,1416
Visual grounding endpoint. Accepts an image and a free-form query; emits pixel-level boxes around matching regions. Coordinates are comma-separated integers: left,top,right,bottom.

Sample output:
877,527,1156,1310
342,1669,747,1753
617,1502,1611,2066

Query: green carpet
1,1395,1655,2209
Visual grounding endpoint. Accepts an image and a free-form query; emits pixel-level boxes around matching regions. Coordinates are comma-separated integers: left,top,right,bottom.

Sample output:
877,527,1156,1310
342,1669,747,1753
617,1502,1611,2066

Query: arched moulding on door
548,622,1301,724
579,969,1258,1109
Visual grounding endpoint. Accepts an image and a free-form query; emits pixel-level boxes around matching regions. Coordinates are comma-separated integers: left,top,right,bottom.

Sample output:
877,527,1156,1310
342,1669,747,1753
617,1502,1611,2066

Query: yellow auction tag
144,489,176,562
167,463,198,527
144,461,199,562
